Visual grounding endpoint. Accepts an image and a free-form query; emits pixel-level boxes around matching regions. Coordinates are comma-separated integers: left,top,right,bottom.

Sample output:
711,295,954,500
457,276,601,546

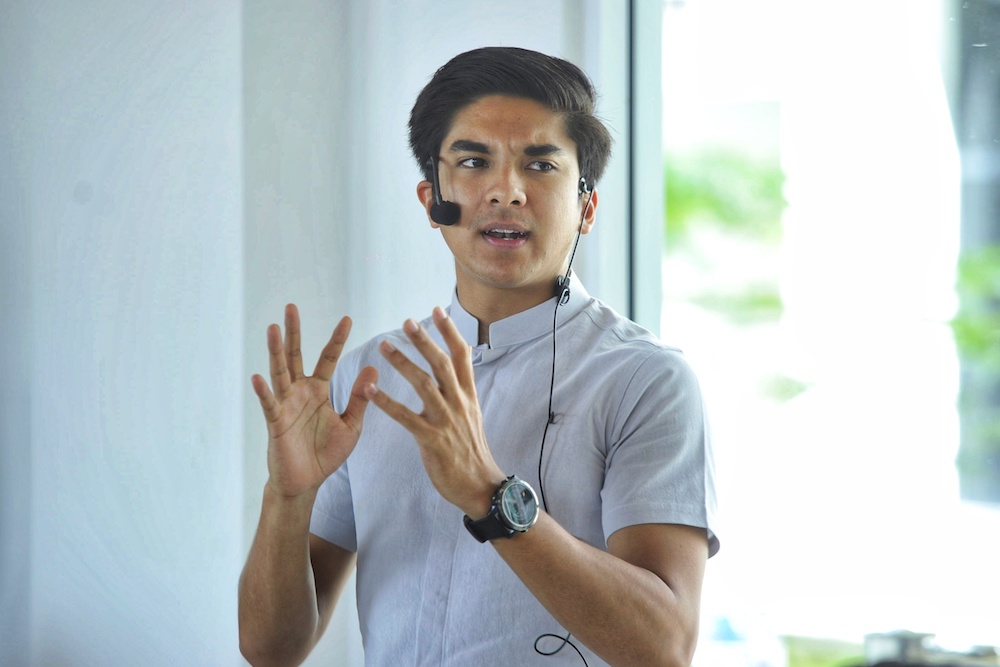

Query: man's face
418,95,597,310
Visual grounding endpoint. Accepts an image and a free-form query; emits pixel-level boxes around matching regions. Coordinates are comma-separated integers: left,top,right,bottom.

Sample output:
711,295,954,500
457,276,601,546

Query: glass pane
661,1,1000,664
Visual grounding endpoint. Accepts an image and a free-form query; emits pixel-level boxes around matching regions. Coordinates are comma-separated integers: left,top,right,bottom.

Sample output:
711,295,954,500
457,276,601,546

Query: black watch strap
463,511,515,543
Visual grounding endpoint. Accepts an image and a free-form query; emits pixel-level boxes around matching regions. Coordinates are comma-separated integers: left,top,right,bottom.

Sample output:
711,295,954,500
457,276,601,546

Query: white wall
1,1,642,665
0,1,244,665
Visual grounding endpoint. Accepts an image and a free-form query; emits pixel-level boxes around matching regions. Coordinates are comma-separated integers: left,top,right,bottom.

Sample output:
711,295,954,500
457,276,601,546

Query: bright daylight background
659,1,1000,665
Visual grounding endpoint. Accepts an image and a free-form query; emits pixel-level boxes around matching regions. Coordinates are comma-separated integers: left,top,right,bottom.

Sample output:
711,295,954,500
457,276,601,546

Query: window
660,1,1000,663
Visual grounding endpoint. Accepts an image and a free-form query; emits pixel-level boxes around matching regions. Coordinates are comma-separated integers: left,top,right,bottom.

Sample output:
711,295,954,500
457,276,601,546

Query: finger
401,318,461,400
267,323,293,399
284,304,304,382
379,336,449,414
251,373,281,425
432,306,474,390
363,380,427,436
314,316,352,382
339,365,378,434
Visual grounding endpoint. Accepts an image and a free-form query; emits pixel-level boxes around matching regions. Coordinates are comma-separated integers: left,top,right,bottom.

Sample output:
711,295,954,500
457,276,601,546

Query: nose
487,163,526,207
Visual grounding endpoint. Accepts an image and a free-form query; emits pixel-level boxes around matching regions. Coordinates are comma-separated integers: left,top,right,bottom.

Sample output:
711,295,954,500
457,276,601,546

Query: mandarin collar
449,281,593,351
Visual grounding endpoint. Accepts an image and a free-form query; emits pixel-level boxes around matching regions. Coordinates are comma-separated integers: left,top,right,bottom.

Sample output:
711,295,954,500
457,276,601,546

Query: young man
239,47,719,667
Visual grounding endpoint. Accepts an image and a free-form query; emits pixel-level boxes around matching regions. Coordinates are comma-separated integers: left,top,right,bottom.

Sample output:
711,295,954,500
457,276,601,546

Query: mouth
482,228,529,241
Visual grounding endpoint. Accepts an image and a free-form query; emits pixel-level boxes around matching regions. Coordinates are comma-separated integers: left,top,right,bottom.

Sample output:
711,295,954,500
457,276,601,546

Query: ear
416,181,440,228
580,189,599,235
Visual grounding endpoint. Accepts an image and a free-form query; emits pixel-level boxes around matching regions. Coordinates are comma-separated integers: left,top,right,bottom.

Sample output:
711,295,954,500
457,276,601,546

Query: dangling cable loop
534,632,590,666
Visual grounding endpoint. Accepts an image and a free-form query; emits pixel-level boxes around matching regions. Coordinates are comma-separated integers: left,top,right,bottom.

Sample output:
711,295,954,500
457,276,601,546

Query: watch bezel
463,475,539,542
497,476,539,532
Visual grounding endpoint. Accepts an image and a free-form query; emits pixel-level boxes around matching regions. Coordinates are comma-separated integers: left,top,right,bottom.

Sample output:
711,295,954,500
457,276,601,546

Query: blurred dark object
859,630,999,667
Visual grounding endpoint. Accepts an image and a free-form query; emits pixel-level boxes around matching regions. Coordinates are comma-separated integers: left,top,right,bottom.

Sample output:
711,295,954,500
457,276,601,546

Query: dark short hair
408,47,613,187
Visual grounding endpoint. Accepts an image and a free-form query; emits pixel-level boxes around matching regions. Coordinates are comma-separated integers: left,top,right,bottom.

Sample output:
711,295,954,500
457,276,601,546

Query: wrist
460,474,507,519
263,480,318,511
254,482,318,541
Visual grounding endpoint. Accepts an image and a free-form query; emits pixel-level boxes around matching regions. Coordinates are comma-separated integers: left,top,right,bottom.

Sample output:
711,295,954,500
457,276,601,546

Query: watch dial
500,481,538,530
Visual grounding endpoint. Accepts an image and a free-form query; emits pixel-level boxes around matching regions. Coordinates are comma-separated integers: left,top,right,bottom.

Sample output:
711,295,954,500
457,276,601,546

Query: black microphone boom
428,156,461,226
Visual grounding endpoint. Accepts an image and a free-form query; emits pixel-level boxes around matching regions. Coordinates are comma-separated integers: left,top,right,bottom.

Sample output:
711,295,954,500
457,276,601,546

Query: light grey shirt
310,281,718,666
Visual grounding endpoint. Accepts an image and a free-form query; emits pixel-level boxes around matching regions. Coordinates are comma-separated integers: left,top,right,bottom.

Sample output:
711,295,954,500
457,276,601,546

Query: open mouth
483,229,528,241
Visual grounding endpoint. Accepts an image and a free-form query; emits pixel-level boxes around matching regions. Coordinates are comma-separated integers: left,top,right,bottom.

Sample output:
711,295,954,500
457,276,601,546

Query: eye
458,157,488,168
527,161,556,172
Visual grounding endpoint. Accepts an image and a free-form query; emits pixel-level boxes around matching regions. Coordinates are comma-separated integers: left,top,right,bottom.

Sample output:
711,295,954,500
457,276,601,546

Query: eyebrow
525,144,566,157
447,139,567,158
448,139,490,154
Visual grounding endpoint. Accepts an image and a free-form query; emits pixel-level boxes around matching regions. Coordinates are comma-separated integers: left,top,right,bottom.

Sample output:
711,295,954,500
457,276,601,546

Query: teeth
485,229,526,239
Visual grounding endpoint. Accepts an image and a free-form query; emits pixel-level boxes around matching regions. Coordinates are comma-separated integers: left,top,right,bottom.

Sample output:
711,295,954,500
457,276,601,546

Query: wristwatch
463,475,539,542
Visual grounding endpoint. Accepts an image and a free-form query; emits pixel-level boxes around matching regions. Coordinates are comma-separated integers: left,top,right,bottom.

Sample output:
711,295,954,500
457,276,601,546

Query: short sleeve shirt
310,281,718,666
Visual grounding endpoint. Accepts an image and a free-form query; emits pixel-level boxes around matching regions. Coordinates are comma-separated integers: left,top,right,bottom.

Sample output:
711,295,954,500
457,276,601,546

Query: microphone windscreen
431,201,461,226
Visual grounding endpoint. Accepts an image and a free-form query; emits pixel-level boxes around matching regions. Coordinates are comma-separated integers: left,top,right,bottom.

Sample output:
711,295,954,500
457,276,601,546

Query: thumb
341,365,378,433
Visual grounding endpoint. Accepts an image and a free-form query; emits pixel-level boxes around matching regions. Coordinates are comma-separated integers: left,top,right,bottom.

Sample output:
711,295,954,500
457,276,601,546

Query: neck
457,283,558,346
477,320,490,347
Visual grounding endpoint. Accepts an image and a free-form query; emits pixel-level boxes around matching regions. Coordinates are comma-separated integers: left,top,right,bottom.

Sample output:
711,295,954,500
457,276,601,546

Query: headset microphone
427,156,461,226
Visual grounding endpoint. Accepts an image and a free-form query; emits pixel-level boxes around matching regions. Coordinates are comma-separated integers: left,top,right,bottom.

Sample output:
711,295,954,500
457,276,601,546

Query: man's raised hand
250,305,377,498
363,306,504,518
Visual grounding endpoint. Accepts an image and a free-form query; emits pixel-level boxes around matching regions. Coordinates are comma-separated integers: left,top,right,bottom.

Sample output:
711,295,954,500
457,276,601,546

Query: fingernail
381,339,395,353
404,319,419,334
364,383,378,398
433,306,448,320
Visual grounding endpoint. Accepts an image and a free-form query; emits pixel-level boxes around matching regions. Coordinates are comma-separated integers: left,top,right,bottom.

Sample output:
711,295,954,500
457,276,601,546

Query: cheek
559,197,586,224
453,181,478,204
446,172,480,201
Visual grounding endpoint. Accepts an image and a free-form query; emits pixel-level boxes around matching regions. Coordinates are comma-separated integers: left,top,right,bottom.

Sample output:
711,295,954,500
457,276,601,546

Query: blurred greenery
688,284,784,326
665,148,787,245
951,244,1000,369
951,244,1000,503
663,147,800,402
759,373,811,403
783,636,864,667
663,147,787,330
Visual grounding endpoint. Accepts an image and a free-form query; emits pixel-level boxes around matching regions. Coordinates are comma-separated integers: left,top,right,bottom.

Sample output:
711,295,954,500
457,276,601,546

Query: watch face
499,479,538,531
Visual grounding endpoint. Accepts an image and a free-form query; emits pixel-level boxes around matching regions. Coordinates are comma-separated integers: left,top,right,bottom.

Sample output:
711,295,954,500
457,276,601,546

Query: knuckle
429,351,451,374
418,375,437,394
453,343,471,363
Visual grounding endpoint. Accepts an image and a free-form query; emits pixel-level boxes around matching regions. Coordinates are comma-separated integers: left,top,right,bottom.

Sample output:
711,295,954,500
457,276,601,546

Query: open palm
251,305,377,498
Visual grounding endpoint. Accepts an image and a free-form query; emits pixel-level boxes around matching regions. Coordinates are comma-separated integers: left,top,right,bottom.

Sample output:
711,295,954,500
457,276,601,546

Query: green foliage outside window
665,148,786,244
663,147,803,402
951,245,1000,368
951,244,1000,503
783,635,864,667
664,148,787,326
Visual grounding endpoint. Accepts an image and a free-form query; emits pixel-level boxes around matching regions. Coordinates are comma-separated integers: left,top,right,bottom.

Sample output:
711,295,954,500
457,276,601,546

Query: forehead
443,95,575,151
